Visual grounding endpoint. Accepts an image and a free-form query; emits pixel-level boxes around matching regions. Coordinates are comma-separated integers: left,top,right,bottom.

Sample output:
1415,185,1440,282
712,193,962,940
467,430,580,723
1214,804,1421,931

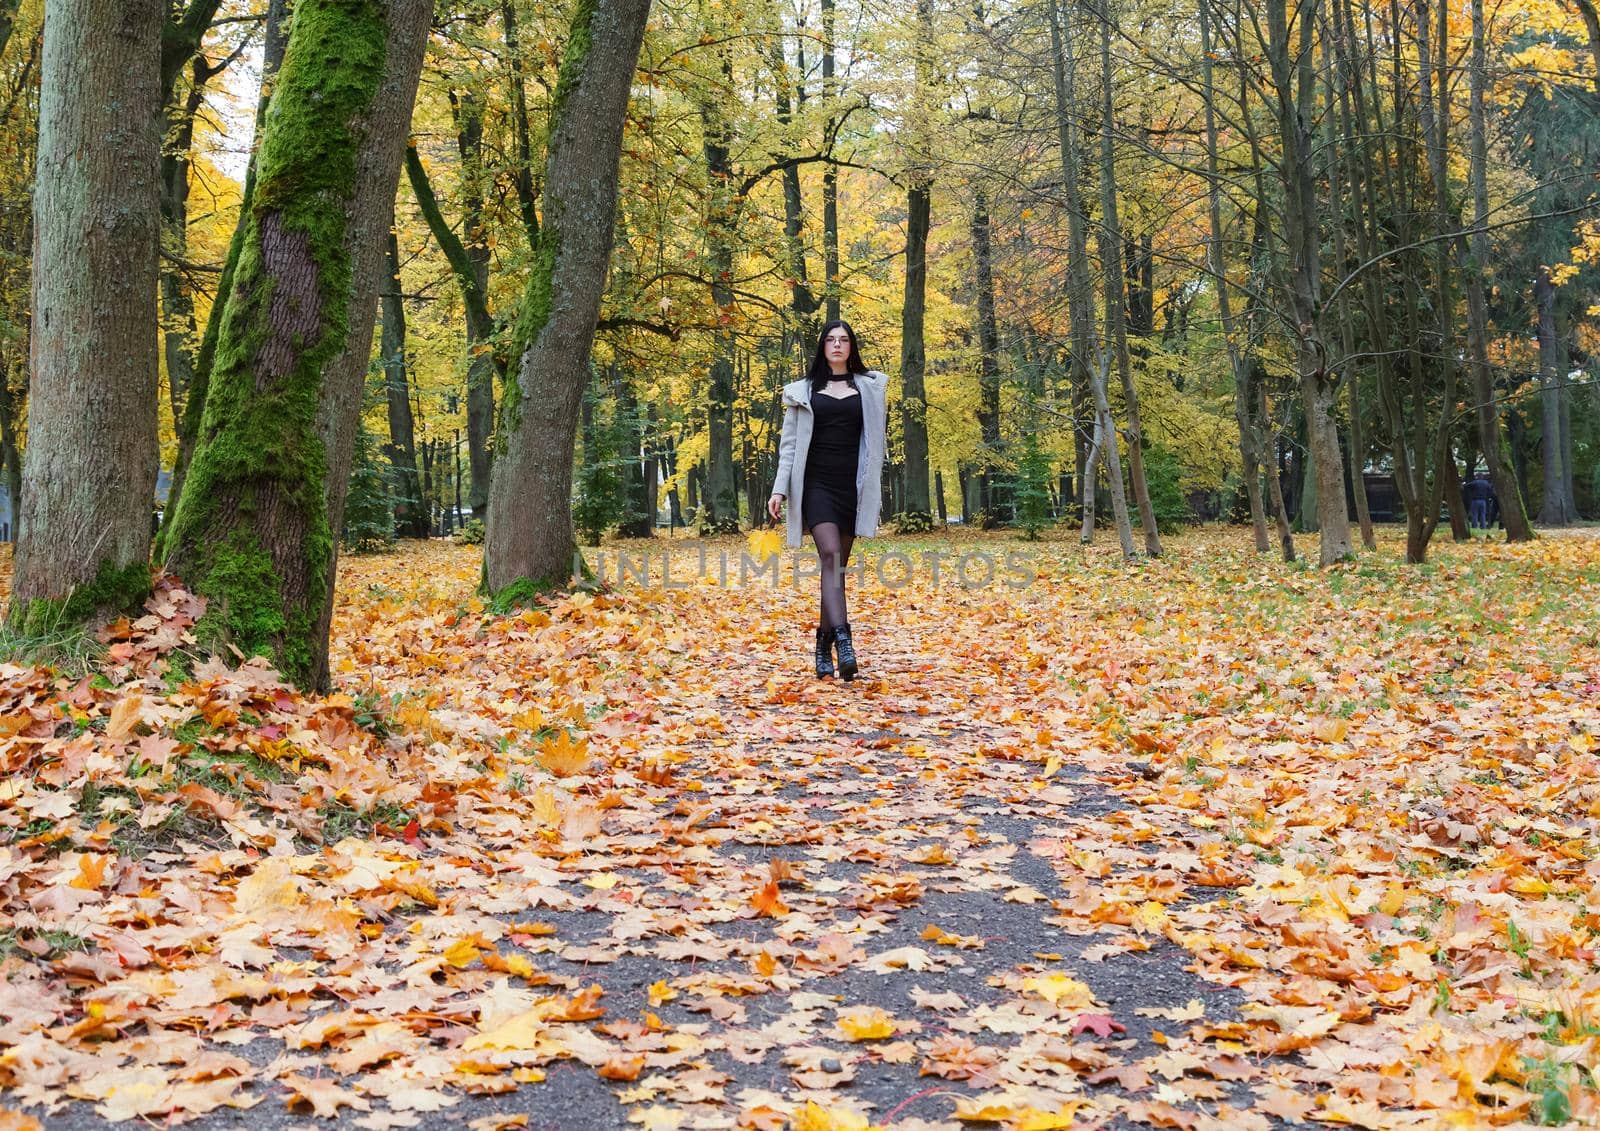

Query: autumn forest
0,0,1599,1124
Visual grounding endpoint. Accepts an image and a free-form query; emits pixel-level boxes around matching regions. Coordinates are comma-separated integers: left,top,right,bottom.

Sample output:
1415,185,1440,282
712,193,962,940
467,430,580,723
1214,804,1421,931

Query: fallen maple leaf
835,1005,897,1041
1071,1013,1127,1038
537,729,592,777
750,878,789,917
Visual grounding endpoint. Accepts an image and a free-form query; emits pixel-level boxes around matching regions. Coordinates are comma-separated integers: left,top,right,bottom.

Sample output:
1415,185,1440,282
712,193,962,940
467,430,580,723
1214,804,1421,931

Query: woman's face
824,327,852,369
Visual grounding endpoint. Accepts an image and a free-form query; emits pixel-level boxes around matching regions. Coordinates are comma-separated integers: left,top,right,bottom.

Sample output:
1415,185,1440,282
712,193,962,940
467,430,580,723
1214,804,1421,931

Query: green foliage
892,510,936,534
1013,424,1055,541
455,517,486,545
343,423,396,553
1133,443,1194,534
574,384,631,546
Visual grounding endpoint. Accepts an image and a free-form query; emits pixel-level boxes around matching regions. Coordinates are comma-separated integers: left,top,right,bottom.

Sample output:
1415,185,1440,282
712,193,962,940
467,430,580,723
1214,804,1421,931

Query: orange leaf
750,879,789,918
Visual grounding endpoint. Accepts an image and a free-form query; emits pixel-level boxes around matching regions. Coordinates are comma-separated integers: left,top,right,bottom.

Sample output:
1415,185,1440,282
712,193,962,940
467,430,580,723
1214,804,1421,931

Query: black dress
802,386,863,534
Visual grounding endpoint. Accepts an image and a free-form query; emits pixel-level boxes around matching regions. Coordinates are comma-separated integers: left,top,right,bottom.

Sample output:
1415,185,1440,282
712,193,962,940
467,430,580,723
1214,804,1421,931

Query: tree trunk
10,0,163,632
0,365,22,542
453,92,497,518
696,53,742,535
160,69,208,432
1466,0,1531,537
899,183,932,519
898,0,934,522
163,0,430,689
1259,383,1296,561
1268,0,1351,564
821,0,840,322
1410,0,1463,559
500,0,540,244
769,36,818,337
403,142,502,520
381,230,425,537
971,195,1002,529
1097,10,1159,556
1200,0,1268,552
1536,266,1575,524
1049,0,1130,553
484,0,652,596
161,0,290,545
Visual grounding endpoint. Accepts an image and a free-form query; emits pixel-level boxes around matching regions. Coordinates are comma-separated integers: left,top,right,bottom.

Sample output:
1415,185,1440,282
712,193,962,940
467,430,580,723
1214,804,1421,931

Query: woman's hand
767,493,785,524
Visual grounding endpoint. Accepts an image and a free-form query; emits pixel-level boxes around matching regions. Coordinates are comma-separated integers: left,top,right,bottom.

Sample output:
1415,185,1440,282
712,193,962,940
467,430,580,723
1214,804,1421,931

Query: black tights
810,522,855,630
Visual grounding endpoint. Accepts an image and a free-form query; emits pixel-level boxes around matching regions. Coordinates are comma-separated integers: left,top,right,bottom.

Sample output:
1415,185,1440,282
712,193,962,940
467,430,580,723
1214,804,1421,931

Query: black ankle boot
832,622,858,681
814,624,835,678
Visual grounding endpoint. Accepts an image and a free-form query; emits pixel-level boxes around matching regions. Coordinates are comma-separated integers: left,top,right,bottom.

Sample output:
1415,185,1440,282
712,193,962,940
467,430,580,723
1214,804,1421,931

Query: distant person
1463,472,1494,530
766,320,889,681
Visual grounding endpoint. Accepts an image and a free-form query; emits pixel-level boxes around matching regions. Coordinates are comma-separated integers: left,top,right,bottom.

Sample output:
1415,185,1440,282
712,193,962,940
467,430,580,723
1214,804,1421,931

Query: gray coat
770,370,889,549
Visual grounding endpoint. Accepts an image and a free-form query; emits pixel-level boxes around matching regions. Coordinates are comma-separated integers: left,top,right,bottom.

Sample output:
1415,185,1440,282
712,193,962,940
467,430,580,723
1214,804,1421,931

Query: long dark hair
805,319,868,390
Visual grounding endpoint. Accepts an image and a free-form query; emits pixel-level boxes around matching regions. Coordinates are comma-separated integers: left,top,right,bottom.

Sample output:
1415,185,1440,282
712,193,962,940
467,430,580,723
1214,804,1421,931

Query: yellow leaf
836,1005,897,1041
746,528,782,560
647,980,677,1007
1022,974,1096,1009
788,1101,883,1131
463,1009,552,1053
538,731,591,777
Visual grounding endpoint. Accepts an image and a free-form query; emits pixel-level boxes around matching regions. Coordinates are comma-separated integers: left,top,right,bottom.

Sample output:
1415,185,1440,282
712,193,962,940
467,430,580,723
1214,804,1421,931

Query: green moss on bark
160,0,387,689
483,551,594,614
6,558,150,639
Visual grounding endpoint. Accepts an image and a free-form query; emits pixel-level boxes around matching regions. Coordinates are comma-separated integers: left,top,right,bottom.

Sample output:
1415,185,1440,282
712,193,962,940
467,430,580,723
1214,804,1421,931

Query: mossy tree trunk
162,0,430,690
483,0,653,600
161,0,291,549
9,0,164,634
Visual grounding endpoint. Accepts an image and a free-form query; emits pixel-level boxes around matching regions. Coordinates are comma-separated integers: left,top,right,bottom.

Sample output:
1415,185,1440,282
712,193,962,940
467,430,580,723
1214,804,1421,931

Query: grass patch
0,617,108,678
315,799,413,845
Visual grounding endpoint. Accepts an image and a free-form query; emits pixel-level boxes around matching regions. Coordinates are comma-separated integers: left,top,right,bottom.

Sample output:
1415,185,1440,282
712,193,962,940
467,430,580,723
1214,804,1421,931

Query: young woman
767,320,889,680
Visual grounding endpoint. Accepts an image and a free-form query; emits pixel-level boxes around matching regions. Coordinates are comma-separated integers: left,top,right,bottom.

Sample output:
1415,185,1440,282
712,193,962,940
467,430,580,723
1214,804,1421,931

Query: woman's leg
812,521,850,629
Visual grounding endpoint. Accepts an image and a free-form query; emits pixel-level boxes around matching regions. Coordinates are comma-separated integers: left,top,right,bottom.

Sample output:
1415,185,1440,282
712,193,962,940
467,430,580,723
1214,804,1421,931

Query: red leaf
1073,1013,1126,1038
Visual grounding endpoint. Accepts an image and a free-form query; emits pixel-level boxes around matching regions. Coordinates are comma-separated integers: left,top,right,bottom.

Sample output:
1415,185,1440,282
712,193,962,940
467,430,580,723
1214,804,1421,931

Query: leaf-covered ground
2,528,1600,1130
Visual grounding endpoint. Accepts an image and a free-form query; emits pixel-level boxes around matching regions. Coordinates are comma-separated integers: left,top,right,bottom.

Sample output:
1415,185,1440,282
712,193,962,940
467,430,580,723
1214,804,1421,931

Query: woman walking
767,320,889,680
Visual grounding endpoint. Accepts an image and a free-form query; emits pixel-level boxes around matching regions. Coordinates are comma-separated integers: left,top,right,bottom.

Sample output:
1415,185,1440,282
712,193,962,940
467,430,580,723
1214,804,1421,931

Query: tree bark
1267,0,1351,564
484,0,652,595
821,0,840,322
500,0,540,244
1201,0,1269,552
453,91,497,518
971,195,1002,528
10,0,164,632
381,229,425,537
897,0,933,520
160,67,208,432
1096,8,1159,555
162,0,430,689
161,0,290,545
1536,265,1575,524
403,144,503,522
1049,0,1131,553
694,47,743,535
899,183,932,520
